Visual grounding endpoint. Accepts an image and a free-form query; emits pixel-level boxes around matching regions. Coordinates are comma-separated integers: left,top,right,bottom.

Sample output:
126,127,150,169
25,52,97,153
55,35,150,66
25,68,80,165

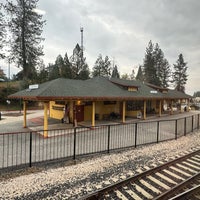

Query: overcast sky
1,0,200,95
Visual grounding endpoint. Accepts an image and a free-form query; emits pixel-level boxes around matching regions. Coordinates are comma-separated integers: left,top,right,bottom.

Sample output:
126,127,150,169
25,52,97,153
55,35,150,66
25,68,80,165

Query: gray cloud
1,0,200,95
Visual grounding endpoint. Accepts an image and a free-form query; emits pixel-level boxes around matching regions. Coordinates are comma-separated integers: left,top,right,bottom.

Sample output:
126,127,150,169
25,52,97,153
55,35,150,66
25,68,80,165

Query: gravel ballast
0,131,200,199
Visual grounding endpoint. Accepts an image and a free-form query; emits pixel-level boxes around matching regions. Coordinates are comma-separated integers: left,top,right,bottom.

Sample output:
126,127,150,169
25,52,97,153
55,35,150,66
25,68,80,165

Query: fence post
73,128,76,160
192,115,194,132
175,120,178,140
107,125,110,154
29,132,32,167
135,123,137,148
184,117,187,136
157,121,159,143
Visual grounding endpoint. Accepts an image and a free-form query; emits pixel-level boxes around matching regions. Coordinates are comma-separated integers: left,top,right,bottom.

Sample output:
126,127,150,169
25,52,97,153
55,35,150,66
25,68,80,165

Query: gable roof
164,89,192,99
9,77,191,101
110,77,141,88
145,82,169,92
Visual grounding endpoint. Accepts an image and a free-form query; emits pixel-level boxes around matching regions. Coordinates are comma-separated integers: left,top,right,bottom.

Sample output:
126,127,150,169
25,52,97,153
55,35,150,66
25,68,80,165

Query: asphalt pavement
0,109,199,134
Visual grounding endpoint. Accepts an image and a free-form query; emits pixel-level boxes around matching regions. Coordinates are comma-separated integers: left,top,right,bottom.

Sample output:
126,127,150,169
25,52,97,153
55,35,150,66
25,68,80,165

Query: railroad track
80,149,200,200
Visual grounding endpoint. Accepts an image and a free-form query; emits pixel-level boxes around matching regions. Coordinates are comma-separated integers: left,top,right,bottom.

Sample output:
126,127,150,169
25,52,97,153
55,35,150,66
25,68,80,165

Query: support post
122,101,126,123
44,102,49,138
187,98,190,112
170,100,173,115
92,101,95,127
69,101,74,123
159,100,162,117
23,101,27,128
143,100,146,120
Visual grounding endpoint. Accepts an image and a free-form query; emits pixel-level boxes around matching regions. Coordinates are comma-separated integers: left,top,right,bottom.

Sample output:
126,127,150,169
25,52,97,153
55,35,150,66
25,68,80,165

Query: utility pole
80,27,84,64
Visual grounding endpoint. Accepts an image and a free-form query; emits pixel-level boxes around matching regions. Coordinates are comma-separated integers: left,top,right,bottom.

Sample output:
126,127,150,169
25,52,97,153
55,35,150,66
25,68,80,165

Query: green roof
9,77,191,101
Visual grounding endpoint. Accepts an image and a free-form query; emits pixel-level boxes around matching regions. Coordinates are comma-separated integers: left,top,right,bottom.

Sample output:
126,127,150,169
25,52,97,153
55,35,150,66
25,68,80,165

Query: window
104,101,116,105
126,101,143,111
55,101,65,105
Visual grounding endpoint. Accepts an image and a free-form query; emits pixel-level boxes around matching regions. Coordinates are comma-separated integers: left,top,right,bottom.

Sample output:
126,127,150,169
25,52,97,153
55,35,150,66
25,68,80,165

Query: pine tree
129,69,135,80
111,65,120,78
78,63,90,80
103,56,111,77
55,54,64,76
160,58,171,88
172,54,188,92
92,54,104,77
5,0,45,80
70,44,90,79
153,43,171,87
0,4,5,59
61,52,72,78
136,65,144,81
143,40,159,85
37,60,48,83
92,54,111,77
153,43,162,85
48,63,60,80
143,41,171,87
0,67,6,79
121,73,129,80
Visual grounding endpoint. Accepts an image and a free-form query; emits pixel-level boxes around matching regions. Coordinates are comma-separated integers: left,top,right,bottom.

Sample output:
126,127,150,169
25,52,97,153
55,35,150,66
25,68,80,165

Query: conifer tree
111,65,120,78
143,41,171,87
136,65,144,81
70,44,90,79
0,4,5,59
153,43,171,87
172,54,188,92
48,63,60,80
92,54,111,77
143,40,159,85
0,68,6,79
160,58,171,88
5,0,45,80
62,52,72,78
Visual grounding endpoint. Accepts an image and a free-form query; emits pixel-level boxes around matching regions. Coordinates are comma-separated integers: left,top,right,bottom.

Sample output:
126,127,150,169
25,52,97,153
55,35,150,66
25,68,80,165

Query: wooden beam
170,100,173,115
92,101,95,127
44,102,49,138
23,101,27,128
122,101,126,123
143,100,146,120
159,100,162,117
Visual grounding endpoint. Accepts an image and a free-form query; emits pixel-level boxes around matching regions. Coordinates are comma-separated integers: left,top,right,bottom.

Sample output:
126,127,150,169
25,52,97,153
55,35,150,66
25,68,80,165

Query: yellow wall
49,101,64,120
152,100,159,113
126,110,139,117
50,100,161,121
84,101,120,121
84,105,92,121
128,87,137,91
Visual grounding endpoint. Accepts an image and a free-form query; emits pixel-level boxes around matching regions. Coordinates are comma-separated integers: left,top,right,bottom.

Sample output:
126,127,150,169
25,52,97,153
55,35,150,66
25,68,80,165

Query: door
75,105,84,122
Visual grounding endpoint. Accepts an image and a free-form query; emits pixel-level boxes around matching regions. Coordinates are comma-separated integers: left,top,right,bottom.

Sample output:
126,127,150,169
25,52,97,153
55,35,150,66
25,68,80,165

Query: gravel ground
0,130,200,200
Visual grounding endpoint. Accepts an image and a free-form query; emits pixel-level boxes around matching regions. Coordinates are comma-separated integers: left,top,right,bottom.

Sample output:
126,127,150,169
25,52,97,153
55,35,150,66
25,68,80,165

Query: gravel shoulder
0,130,200,199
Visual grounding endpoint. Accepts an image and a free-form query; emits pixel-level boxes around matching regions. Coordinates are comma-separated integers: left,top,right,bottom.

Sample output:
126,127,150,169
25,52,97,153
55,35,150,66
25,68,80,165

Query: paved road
0,109,199,133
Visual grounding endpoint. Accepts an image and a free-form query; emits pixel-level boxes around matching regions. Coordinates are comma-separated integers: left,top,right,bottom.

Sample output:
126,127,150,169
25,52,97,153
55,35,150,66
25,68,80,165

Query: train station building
9,76,191,137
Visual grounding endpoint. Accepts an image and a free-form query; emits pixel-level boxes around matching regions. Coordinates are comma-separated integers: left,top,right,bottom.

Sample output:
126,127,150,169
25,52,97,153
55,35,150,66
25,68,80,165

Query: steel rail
155,172,200,200
79,149,200,200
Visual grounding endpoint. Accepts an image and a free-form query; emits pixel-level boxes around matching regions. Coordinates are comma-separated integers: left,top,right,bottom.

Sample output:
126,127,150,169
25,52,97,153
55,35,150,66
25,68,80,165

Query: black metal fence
0,114,199,171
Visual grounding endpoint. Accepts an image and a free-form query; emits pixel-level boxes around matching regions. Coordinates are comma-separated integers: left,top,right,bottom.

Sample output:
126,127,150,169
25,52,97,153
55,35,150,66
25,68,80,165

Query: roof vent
29,84,39,90
150,90,157,94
